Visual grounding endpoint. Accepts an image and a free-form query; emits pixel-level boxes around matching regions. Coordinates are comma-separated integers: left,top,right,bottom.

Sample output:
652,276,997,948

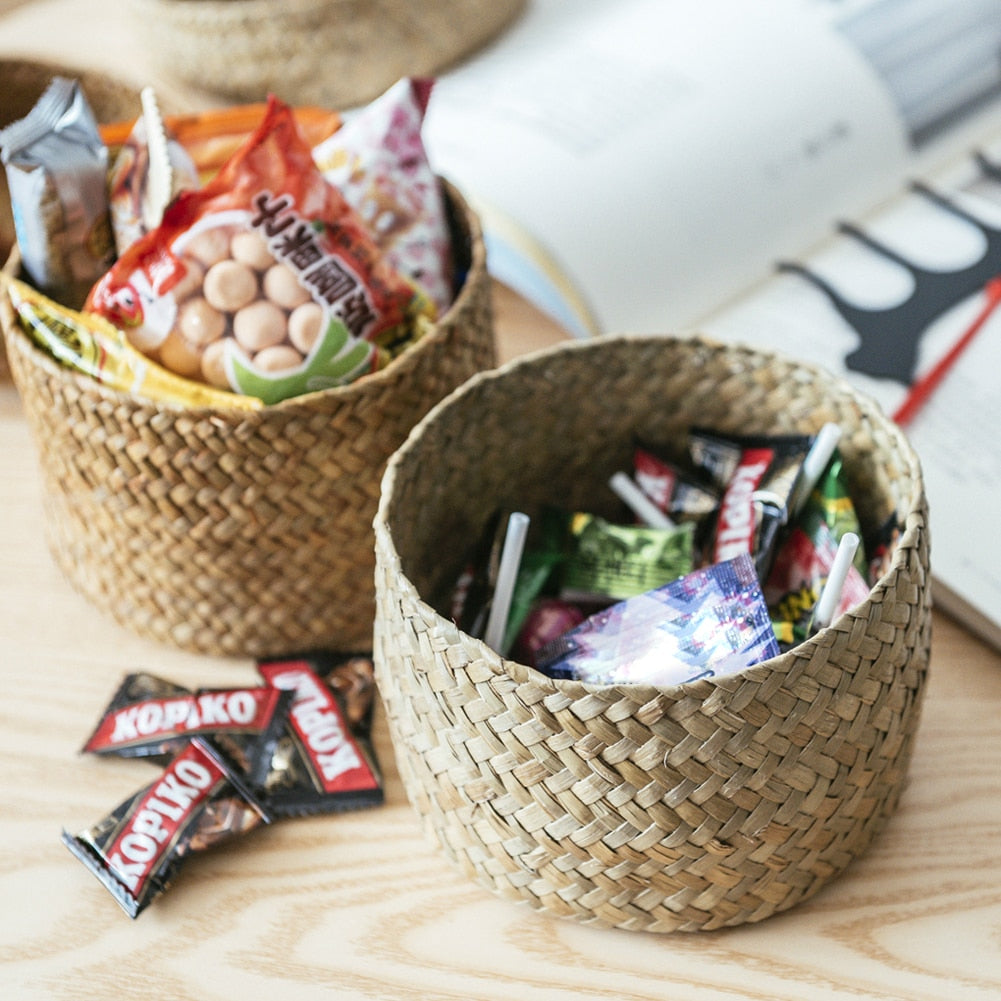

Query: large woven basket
127,0,527,109
373,333,931,933
1,180,495,656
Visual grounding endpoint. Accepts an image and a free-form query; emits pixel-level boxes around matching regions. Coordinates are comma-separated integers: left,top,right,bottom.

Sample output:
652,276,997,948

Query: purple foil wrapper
535,553,779,686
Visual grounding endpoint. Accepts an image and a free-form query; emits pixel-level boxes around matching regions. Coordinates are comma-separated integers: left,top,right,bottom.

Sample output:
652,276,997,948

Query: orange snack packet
100,103,342,184
88,96,426,405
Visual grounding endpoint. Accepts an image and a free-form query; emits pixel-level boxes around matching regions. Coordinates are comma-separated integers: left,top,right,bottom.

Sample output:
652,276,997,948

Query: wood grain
3,4,1001,994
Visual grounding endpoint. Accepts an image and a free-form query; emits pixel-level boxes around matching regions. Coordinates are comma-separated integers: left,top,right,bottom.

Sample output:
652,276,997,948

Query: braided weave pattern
127,0,527,110
374,335,931,932
1,182,495,656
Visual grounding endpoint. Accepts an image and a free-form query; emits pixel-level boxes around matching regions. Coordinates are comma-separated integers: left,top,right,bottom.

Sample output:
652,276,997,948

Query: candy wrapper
807,449,869,579
535,553,780,686
2,275,262,409
81,672,292,776
62,738,272,918
765,510,870,649
689,428,811,579
559,511,695,604
0,77,113,308
313,78,454,315
633,443,720,542
88,96,431,405
255,655,383,818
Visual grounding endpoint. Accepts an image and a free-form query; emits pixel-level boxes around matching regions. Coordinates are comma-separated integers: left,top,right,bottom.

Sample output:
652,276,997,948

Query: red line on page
893,275,1001,427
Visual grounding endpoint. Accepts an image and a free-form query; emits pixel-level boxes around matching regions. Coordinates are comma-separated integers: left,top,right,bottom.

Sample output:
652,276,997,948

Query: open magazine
422,0,1001,650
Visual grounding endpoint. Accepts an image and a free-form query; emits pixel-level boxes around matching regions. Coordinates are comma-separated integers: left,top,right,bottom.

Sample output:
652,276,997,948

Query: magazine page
423,0,1001,338
702,131,1001,649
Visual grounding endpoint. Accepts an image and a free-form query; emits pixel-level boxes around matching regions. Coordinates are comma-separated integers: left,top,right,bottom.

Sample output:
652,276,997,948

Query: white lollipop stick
790,422,842,519
811,532,860,633
608,471,675,529
483,512,530,652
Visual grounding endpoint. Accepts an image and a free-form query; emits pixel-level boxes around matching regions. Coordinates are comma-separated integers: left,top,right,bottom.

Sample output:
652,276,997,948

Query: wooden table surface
3,4,1001,999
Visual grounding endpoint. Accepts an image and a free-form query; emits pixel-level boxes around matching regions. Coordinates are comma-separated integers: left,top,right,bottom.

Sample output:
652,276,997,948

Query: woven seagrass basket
373,333,931,933
127,0,527,109
1,179,495,656
0,59,146,380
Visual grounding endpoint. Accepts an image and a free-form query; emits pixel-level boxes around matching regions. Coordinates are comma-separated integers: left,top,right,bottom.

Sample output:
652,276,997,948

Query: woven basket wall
1,180,495,657
0,59,147,381
127,0,527,109
373,334,931,933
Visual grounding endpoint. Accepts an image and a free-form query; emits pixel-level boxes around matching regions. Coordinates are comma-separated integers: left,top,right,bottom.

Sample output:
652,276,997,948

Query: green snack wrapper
559,511,695,604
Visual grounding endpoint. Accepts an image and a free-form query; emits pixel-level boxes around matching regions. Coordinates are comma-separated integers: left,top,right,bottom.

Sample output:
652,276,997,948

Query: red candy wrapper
62,738,272,918
689,428,811,579
88,96,429,404
80,671,292,775
255,655,383,818
765,513,871,649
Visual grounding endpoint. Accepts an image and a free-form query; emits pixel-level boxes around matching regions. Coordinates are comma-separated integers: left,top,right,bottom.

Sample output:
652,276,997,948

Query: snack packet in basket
313,77,454,315
0,76,113,308
107,87,200,256
535,552,780,686
88,96,432,404
2,275,262,409
62,737,272,918
765,510,871,649
558,510,695,604
80,671,293,775
632,443,720,552
101,103,343,186
689,428,812,579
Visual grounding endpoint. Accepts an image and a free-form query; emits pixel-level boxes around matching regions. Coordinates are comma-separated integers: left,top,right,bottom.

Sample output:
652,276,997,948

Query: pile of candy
450,423,898,686
63,654,383,918
0,76,453,406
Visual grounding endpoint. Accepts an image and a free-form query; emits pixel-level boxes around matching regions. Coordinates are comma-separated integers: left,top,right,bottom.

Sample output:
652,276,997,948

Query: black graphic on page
779,154,1001,387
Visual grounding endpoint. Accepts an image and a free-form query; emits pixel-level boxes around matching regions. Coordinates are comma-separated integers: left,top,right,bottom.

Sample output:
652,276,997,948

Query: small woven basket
2,180,495,657
373,334,931,933
127,0,527,109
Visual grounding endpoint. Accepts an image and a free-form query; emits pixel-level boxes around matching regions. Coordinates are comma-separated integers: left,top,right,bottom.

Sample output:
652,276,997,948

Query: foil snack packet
765,509,871,649
535,552,780,686
62,737,272,918
0,76,113,308
632,443,720,543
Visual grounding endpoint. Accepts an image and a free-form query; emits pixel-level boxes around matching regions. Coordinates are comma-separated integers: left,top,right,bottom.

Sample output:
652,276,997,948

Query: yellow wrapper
2,275,262,410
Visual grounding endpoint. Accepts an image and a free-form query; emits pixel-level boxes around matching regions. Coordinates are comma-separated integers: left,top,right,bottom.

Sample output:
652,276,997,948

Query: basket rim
0,177,485,417
375,330,929,697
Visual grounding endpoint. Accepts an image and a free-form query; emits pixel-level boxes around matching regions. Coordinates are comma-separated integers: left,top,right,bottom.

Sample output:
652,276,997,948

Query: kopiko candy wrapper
62,737,272,918
87,95,432,404
80,671,292,777
254,655,384,818
689,428,812,580
535,552,780,687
